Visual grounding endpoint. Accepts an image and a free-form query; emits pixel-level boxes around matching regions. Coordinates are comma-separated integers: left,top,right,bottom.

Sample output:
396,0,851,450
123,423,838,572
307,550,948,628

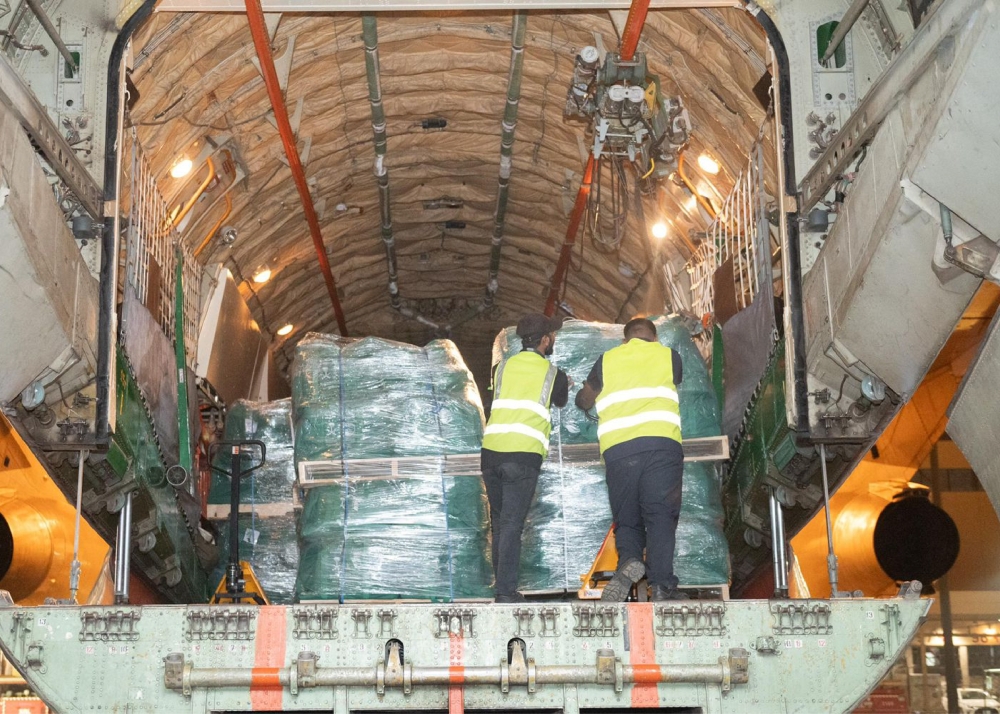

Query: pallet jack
209,439,270,605
577,526,649,600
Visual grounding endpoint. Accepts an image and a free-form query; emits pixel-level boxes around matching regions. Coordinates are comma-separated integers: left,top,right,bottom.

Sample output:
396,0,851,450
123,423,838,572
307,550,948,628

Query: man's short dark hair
624,317,657,341
521,334,544,350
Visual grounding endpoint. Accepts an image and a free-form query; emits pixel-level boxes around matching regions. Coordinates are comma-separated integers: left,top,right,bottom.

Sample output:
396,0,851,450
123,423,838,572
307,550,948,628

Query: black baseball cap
516,313,564,339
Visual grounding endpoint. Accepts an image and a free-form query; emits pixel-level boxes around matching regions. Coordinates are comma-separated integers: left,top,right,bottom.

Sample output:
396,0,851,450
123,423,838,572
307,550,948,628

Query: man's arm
672,350,683,385
575,381,598,410
550,369,570,408
574,356,603,411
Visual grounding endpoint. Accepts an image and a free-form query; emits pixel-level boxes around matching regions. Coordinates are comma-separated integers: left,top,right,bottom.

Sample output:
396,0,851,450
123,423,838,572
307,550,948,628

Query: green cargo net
292,335,492,602
491,316,730,591
209,399,299,604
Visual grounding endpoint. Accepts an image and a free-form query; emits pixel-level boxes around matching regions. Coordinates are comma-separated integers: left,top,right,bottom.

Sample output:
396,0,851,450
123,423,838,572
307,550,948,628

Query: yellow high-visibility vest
482,351,557,458
596,338,682,454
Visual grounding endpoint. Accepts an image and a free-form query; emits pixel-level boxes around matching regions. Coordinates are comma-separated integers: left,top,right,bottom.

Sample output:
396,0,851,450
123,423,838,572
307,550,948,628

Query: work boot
495,592,527,604
601,558,646,602
650,584,690,601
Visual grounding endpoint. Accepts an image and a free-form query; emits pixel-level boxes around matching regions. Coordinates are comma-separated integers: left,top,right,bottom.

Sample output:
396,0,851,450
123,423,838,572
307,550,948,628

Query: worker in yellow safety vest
575,317,688,602
481,313,569,603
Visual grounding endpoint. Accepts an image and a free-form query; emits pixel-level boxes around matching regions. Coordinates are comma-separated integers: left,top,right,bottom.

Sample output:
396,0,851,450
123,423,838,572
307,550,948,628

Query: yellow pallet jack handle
577,526,621,599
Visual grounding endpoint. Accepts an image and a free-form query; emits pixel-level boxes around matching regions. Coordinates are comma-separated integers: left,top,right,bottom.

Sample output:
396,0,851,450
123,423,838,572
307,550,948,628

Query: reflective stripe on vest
595,386,679,413
482,351,557,457
596,338,682,454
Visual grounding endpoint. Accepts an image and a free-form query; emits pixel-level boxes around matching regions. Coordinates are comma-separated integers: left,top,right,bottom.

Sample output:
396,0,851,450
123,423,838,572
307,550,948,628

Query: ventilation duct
0,499,58,601
362,14,400,311
483,11,527,308
363,14,447,329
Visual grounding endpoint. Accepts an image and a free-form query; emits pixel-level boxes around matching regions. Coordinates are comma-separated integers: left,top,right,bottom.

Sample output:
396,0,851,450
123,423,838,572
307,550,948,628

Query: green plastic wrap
292,335,492,601
208,399,299,604
492,315,730,590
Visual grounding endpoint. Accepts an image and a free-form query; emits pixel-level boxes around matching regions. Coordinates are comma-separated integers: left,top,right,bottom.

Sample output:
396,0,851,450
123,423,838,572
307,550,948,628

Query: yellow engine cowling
0,415,111,604
0,498,61,600
833,486,959,596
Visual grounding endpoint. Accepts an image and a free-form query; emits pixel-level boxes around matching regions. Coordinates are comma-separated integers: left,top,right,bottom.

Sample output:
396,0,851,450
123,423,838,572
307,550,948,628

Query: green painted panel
0,597,931,713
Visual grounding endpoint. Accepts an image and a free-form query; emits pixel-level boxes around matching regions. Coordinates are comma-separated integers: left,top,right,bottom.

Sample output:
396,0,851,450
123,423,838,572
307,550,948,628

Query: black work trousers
605,446,684,589
482,462,539,597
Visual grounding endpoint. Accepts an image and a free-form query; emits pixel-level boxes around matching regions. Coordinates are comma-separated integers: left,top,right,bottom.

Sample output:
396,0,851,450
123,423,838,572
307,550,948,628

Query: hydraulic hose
745,2,811,439
96,0,158,445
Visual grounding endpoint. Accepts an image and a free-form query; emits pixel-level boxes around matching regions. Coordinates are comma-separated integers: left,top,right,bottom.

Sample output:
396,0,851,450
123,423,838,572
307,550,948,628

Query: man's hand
575,381,598,411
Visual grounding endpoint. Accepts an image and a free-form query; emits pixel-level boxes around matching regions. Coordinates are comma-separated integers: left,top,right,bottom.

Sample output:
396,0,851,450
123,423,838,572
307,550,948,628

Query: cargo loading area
1,0,1000,712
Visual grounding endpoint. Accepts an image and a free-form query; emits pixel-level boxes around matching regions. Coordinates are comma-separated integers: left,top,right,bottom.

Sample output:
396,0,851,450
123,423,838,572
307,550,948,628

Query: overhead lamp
170,158,193,179
697,153,720,175
276,324,294,337
252,266,272,284
651,221,668,240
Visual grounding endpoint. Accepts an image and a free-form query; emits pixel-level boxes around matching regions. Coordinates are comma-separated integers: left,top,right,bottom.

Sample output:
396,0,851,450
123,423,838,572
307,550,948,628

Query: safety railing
685,137,773,322
121,127,202,366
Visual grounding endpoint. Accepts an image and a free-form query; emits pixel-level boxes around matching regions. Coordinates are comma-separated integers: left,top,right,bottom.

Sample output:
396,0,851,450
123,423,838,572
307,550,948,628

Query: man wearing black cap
481,313,569,603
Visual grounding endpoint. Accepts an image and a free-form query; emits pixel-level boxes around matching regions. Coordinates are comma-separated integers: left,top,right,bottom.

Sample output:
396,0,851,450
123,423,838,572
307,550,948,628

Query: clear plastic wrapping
292,335,492,601
208,399,298,604
493,315,730,590
210,512,300,604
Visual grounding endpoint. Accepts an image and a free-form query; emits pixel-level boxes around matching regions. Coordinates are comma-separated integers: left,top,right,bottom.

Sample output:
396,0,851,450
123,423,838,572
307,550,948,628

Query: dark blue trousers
605,446,684,589
482,462,539,596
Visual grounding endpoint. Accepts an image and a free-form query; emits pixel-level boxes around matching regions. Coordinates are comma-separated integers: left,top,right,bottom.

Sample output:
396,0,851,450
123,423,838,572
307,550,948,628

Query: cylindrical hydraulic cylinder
769,488,789,595
114,491,134,603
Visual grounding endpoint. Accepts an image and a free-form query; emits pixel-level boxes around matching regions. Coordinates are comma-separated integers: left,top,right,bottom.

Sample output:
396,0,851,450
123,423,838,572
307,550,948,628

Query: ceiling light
697,154,720,175
651,221,668,240
276,324,294,336
252,267,271,284
170,158,193,179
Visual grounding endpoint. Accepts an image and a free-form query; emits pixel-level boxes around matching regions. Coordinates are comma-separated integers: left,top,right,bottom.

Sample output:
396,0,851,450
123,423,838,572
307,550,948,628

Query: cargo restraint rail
164,642,750,697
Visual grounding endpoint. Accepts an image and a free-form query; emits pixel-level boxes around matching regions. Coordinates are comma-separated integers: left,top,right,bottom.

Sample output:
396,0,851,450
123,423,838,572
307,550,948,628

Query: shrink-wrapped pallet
292,335,492,601
208,399,299,604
